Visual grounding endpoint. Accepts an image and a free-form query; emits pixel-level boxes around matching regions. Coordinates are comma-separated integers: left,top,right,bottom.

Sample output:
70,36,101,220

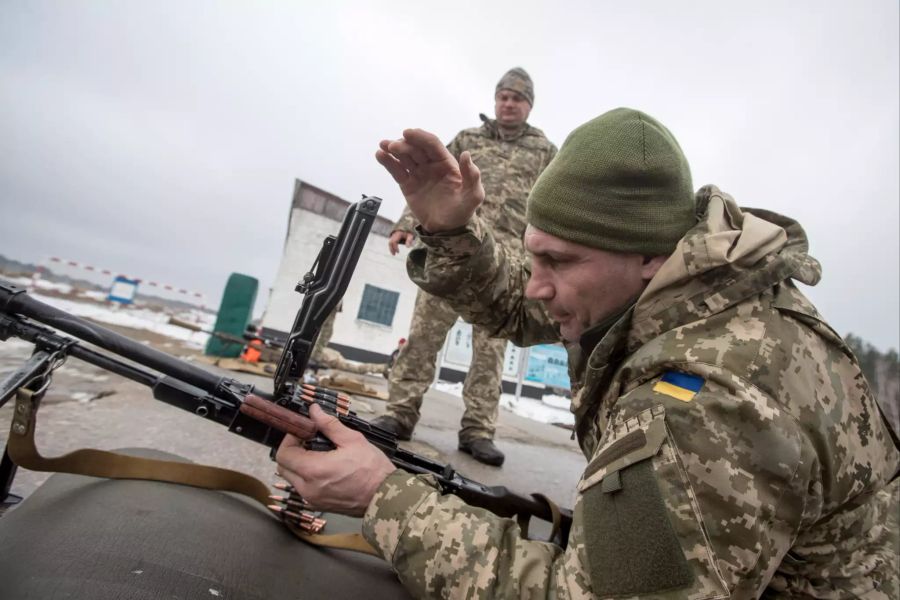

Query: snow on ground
500,393,574,427
4,275,73,294
434,381,574,426
4,275,215,347
81,290,109,302
26,293,214,350
541,394,571,410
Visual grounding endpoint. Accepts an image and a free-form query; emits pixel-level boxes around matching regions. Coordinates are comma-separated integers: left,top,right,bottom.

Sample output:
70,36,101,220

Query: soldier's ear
640,256,668,281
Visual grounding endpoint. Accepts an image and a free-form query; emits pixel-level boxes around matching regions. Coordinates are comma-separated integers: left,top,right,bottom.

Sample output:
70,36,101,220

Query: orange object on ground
240,340,263,363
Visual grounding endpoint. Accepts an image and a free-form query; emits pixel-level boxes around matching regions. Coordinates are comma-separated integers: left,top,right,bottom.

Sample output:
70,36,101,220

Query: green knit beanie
526,108,695,256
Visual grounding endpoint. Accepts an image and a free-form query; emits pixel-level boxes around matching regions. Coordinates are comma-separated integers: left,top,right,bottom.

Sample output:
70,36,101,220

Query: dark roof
290,179,395,238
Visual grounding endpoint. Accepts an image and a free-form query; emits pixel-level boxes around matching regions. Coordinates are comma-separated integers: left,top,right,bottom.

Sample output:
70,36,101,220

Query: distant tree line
845,333,899,437
0,253,37,274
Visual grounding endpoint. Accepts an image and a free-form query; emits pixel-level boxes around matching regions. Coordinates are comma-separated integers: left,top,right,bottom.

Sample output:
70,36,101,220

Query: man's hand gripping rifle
0,196,572,546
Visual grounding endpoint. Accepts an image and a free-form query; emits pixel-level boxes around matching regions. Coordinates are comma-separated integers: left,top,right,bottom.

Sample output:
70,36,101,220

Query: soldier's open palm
376,128,484,232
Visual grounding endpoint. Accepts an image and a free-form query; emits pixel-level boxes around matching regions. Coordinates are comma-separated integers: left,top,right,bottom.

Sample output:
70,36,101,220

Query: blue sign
107,276,139,305
524,344,571,390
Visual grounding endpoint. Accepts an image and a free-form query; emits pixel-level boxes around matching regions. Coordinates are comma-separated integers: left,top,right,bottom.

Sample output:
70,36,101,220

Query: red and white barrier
30,257,208,310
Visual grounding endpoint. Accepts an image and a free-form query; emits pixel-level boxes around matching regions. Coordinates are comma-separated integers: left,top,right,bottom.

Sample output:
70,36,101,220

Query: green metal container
205,273,258,357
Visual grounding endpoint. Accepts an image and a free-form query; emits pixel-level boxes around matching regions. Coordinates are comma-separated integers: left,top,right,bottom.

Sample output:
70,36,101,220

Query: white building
260,180,566,399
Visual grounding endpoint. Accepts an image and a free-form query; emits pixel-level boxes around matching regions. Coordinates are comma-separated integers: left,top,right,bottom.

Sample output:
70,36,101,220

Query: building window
357,284,399,327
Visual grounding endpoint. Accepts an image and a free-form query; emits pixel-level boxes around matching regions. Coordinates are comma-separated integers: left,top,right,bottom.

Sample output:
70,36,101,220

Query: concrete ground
0,321,585,518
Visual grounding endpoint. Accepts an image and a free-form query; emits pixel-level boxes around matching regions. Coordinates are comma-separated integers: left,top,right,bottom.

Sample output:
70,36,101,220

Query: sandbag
0,448,409,599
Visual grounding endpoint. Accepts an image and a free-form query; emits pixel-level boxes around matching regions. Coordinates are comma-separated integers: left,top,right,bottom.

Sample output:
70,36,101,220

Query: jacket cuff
415,215,486,258
361,470,442,561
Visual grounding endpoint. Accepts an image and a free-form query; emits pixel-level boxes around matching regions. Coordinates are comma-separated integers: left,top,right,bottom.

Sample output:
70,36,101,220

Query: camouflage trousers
316,347,387,376
312,309,386,375
387,289,505,443
310,308,338,363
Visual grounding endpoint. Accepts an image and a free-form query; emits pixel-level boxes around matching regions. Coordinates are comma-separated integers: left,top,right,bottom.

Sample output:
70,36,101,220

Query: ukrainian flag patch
653,371,705,402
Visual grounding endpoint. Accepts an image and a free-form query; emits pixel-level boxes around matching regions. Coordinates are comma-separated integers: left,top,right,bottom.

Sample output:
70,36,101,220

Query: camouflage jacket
393,115,557,247
363,186,900,598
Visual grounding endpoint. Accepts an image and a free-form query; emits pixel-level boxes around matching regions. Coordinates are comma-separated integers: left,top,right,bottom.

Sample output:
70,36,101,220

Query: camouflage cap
496,67,534,106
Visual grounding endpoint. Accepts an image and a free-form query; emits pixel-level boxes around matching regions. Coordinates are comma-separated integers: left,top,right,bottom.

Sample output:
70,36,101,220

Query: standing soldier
374,67,557,466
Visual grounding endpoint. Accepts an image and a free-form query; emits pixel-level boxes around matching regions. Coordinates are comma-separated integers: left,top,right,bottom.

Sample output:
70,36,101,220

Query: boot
371,415,413,441
458,438,505,467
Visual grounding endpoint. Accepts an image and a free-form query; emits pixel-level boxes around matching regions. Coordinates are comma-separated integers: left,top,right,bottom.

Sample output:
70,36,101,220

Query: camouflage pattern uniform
315,346,387,376
363,186,900,598
310,306,338,363
312,306,386,375
387,115,557,442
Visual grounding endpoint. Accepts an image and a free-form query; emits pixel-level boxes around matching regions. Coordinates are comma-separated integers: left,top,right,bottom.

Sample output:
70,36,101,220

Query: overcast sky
1,1,897,351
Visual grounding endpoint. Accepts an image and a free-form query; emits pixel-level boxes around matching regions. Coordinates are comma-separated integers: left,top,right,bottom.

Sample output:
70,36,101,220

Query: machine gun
0,196,572,546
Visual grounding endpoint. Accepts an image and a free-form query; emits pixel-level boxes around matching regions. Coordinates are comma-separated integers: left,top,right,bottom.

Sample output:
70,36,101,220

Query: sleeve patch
653,371,705,402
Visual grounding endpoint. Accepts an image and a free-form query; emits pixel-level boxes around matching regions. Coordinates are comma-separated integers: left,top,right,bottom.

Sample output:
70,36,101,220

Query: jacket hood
569,185,822,431
628,185,822,351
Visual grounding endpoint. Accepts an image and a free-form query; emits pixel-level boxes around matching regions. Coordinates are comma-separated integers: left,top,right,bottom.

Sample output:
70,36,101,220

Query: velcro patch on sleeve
583,460,693,596
653,371,705,402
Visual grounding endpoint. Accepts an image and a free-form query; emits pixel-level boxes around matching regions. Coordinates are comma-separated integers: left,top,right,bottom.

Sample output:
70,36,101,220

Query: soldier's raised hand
387,230,415,255
376,129,485,233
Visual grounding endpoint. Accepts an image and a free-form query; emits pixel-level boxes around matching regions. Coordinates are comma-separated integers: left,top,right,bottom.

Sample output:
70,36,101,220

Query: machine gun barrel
1,284,230,399
0,285,572,544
